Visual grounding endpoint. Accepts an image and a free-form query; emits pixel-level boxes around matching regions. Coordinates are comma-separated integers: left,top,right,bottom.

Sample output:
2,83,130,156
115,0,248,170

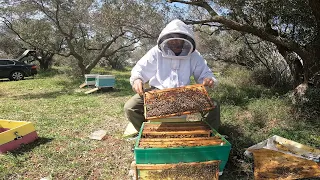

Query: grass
0,66,319,180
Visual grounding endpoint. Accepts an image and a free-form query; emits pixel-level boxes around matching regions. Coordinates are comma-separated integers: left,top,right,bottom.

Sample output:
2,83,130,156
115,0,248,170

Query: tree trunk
37,52,54,70
39,59,50,70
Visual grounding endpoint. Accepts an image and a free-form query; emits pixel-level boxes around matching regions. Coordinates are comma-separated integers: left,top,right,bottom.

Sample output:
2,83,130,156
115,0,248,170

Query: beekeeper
124,19,220,132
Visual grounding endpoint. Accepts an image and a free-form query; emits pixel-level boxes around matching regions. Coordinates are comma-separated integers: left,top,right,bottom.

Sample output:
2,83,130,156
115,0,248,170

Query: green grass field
0,67,319,179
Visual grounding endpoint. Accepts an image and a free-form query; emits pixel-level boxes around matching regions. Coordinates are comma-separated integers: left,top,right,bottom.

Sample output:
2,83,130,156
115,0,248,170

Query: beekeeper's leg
124,94,145,131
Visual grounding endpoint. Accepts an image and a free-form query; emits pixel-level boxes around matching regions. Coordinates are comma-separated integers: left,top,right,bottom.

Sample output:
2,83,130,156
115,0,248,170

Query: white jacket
130,19,217,89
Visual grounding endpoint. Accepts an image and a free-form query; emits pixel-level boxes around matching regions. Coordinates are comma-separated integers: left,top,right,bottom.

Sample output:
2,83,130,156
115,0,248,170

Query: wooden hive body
134,121,231,176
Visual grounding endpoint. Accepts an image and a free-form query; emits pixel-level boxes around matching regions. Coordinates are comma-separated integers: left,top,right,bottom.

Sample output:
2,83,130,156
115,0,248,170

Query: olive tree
168,0,320,88
1,0,164,74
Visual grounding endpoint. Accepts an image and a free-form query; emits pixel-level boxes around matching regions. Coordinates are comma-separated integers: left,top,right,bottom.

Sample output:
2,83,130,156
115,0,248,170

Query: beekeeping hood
157,19,196,58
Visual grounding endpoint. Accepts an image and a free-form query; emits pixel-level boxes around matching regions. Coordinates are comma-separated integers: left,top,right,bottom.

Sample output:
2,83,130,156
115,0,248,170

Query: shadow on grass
12,90,77,99
9,137,53,156
218,123,255,179
0,77,36,83
36,68,61,78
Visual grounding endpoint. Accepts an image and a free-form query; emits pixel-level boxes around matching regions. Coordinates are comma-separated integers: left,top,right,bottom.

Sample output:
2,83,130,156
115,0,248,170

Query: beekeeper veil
157,19,196,58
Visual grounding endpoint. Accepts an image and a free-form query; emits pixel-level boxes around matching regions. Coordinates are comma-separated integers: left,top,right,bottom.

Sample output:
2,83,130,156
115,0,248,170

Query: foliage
296,87,320,121
168,0,320,88
0,0,165,74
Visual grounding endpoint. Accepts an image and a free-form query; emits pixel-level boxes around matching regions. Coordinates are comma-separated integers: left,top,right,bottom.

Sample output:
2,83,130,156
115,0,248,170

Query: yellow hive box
0,119,38,153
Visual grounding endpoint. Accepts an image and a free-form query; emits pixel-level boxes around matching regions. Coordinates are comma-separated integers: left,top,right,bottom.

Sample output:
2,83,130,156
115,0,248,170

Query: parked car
0,59,37,81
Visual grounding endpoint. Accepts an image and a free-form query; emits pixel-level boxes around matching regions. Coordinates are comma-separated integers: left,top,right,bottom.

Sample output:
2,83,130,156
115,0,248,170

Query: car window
0,60,8,65
7,60,14,65
0,60,15,65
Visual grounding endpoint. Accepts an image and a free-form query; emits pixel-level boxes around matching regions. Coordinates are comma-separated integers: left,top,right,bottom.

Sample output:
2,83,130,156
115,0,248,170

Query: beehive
0,119,38,153
95,75,115,88
134,121,231,173
85,74,99,86
144,84,214,120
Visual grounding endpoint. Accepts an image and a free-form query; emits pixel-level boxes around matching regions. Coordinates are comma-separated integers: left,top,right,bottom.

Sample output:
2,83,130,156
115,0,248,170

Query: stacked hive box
134,121,231,178
133,85,231,179
0,119,38,153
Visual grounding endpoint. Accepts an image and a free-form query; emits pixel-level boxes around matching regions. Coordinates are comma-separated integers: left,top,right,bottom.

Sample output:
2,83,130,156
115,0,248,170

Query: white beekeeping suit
130,19,218,89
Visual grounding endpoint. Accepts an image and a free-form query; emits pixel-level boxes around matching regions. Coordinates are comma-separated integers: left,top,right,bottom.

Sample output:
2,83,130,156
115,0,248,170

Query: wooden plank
79,82,87,88
136,160,220,170
130,161,138,180
146,108,213,120
143,122,208,127
140,139,224,145
250,148,320,180
140,137,221,142
142,126,211,132
139,140,225,148
85,87,99,94
142,130,211,136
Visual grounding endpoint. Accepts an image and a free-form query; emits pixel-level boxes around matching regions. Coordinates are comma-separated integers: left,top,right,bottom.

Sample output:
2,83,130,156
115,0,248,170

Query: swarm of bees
144,84,214,119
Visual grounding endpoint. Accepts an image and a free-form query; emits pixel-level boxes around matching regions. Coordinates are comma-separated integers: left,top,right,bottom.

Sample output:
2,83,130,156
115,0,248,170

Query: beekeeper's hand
133,79,144,95
202,77,214,88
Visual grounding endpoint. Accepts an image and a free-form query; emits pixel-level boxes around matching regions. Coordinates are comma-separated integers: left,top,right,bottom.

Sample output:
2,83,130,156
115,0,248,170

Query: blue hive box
95,75,115,88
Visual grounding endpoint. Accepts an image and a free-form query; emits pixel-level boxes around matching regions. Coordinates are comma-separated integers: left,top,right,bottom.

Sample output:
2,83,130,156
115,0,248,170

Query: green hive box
134,122,231,173
95,75,115,88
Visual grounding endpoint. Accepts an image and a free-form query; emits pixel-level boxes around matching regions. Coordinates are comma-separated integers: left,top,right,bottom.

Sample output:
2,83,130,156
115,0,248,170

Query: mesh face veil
158,33,195,58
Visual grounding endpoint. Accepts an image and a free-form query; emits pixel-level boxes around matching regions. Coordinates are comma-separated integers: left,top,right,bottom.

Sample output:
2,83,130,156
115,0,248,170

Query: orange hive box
250,148,320,180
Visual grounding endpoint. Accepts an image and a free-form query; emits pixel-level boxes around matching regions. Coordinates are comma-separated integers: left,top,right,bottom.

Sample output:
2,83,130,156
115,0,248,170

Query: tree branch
168,0,218,16
86,30,126,70
2,17,36,48
168,0,312,64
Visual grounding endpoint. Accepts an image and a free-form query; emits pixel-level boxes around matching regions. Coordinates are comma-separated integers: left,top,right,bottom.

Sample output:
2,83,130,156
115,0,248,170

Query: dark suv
0,59,37,81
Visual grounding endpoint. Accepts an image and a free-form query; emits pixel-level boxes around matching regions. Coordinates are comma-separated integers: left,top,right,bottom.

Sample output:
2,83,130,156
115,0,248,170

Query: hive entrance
144,84,214,120
139,122,225,148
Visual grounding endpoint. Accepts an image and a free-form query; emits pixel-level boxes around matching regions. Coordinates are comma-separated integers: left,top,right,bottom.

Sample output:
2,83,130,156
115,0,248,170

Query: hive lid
143,84,214,120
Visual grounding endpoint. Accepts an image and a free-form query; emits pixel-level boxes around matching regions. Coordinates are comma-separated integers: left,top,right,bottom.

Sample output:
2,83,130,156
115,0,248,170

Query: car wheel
9,71,24,81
